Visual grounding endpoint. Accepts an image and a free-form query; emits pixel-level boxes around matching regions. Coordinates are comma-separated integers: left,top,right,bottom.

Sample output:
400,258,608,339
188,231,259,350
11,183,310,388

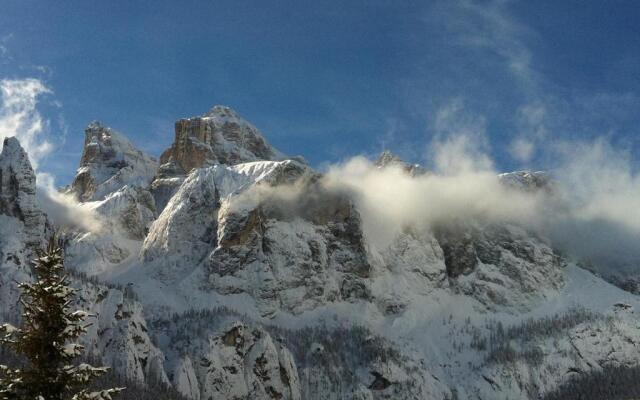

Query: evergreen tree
0,237,123,400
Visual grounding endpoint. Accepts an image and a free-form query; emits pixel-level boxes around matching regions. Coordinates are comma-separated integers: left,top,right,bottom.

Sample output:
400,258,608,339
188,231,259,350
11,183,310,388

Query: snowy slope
1,107,640,400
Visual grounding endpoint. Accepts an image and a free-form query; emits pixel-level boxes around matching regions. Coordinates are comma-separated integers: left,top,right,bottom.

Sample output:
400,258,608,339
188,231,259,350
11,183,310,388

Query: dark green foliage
0,237,122,400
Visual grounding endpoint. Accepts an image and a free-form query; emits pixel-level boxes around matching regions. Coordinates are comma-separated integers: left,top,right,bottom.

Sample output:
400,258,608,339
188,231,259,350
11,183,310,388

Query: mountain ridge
1,106,639,400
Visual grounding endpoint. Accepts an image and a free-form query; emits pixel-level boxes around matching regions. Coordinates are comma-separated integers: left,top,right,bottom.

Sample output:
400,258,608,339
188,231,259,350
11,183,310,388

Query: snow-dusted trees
0,237,123,400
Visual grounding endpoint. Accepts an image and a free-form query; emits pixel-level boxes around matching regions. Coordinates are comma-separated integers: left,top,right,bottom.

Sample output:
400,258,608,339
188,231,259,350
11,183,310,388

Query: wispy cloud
0,77,103,232
437,0,537,89
0,34,13,63
0,78,53,168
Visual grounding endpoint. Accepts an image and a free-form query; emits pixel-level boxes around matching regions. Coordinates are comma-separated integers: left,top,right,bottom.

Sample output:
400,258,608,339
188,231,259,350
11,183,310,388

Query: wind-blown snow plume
320,131,640,274
323,134,543,248
552,138,640,235
36,173,104,233
539,139,640,273
0,78,103,232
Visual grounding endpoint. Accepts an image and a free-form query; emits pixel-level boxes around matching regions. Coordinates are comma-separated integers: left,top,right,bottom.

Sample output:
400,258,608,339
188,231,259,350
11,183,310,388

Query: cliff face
2,106,640,400
71,121,158,202
0,137,49,249
0,137,165,390
159,106,285,173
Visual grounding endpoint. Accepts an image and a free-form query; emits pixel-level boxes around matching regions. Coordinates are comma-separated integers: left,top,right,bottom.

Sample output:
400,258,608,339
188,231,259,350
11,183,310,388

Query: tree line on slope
0,237,121,399
0,236,189,400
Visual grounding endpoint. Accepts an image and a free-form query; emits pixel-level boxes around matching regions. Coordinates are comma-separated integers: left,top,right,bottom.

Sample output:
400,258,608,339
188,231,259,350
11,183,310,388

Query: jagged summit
375,150,426,176
0,137,28,162
375,150,403,166
499,170,551,192
158,105,285,173
1,137,36,201
0,136,49,249
202,104,243,119
70,121,158,202
3,109,640,400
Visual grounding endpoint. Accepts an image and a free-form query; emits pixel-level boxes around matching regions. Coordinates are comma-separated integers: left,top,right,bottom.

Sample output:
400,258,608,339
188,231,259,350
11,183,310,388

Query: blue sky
1,0,639,184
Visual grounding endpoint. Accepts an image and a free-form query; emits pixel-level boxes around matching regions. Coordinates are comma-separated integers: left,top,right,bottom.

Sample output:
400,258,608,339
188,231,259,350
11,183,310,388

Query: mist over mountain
1,103,640,399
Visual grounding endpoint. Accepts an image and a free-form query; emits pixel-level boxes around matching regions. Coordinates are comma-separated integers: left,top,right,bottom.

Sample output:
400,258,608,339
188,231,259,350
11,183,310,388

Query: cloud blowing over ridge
320,131,640,276
0,78,103,232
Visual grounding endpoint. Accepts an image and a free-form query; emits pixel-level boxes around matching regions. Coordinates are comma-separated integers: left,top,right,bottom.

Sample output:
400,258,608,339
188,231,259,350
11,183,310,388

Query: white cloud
0,34,13,62
509,136,535,162
0,77,103,232
429,100,493,173
322,135,541,248
435,0,537,89
552,138,640,235
36,172,104,233
0,78,53,168
317,132,640,274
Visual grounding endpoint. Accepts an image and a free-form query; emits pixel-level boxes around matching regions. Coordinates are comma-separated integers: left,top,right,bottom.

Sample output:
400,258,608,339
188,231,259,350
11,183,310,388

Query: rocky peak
0,137,34,191
70,122,158,201
0,137,49,248
159,105,285,173
203,105,243,119
375,150,426,176
498,170,551,192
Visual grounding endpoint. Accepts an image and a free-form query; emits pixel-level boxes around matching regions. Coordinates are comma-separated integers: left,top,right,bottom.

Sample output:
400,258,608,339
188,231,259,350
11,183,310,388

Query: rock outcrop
375,150,426,176
78,281,169,386
0,137,49,248
498,170,551,192
434,223,565,310
3,110,640,400
142,160,309,277
0,137,166,390
70,122,158,202
197,322,301,400
159,106,285,173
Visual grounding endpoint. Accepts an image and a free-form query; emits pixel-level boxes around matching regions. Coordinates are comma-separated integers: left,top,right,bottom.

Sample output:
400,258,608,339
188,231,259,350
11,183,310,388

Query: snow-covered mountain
2,106,640,400
69,121,158,202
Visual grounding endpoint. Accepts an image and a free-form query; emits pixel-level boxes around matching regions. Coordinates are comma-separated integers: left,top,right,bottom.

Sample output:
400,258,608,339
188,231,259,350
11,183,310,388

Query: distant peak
375,150,404,167
0,137,30,166
83,121,130,148
498,170,551,192
86,120,107,131
2,136,25,153
375,150,426,176
203,105,243,120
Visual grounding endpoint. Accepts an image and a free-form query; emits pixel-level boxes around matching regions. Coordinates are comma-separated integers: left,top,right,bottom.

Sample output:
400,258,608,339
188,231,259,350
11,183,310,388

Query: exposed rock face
159,106,285,173
5,112,640,400
149,159,186,215
435,223,565,310
196,322,301,400
78,281,169,386
208,181,372,316
0,137,49,249
70,122,158,202
0,138,166,389
64,185,157,275
143,158,372,316
172,356,200,400
498,170,551,192
142,160,310,278
375,150,426,176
